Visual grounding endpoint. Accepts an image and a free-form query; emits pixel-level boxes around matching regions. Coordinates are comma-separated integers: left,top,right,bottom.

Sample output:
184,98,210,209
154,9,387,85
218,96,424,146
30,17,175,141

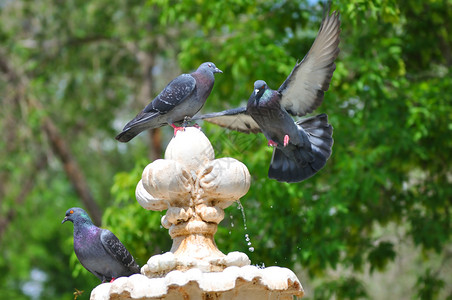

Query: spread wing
194,107,261,134
100,230,137,269
278,10,340,117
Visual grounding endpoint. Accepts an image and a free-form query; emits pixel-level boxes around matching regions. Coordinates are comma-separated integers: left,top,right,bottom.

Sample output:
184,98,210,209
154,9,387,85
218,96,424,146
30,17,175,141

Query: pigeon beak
62,216,68,224
215,68,223,74
254,89,259,94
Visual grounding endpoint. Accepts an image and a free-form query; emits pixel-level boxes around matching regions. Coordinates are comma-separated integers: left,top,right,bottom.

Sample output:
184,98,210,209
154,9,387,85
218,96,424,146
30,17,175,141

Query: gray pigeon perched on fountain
116,62,222,142
62,207,140,282
194,9,340,183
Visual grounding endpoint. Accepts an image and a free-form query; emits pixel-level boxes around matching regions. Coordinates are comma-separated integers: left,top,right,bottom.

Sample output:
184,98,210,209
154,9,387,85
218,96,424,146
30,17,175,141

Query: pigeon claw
267,140,278,147
170,124,185,136
193,123,201,129
283,135,290,147
182,116,192,127
110,278,116,283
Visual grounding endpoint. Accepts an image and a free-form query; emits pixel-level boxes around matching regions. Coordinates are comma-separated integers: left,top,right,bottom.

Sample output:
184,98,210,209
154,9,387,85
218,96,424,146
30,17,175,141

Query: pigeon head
253,80,268,97
199,62,223,74
62,207,92,224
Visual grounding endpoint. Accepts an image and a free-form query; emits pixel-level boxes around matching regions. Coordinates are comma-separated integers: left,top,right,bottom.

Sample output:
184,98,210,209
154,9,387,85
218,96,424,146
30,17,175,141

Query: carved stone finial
90,127,304,299
136,127,251,276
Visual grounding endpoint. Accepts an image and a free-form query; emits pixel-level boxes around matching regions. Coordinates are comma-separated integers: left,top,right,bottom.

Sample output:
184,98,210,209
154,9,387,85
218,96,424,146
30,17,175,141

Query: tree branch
133,47,162,160
42,118,102,225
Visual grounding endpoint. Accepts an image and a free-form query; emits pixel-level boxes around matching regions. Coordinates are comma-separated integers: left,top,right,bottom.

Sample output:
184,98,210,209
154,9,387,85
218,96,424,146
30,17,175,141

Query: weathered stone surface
91,127,304,299
91,265,304,300
136,127,251,274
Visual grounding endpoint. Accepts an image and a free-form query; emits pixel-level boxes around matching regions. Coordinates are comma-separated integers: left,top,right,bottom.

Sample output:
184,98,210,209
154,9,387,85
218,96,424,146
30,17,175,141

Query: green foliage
367,242,396,273
313,276,368,300
1,0,452,299
415,269,445,300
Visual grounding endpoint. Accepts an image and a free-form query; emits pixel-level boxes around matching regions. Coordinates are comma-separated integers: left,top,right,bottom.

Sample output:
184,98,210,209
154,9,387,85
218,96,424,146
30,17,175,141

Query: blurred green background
1,0,451,299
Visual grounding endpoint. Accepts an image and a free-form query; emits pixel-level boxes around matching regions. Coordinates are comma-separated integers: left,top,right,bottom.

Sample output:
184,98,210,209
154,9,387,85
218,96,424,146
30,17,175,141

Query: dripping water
236,200,254,252
236,200,247,230
228,215,233,235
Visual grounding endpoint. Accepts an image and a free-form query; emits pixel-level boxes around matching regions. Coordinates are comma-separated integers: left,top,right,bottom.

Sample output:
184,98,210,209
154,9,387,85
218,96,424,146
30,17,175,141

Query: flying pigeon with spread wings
195,10,340,182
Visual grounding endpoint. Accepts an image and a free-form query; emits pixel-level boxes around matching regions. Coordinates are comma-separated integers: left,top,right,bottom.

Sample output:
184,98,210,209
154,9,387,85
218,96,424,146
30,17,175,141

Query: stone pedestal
90,127,304,299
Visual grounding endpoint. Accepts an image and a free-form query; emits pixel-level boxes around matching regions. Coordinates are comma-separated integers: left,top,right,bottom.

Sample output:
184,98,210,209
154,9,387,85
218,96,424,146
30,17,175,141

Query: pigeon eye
70,210,74,214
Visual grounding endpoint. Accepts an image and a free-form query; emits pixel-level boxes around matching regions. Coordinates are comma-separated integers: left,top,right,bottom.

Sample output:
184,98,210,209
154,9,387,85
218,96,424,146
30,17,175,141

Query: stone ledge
142,251,251,276
90,265,304,300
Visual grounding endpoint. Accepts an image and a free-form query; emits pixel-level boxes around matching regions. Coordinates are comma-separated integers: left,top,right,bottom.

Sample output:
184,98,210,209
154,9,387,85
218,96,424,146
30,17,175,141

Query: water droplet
270,205,273,208
231,222,234,228
237,201,254,252
236,200,247,225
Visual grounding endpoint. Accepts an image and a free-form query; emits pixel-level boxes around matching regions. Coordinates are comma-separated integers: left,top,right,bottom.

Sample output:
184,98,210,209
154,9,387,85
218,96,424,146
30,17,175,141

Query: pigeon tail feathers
115,123,153,142
297,113,333,162
268,114,333,182
269,148,318,182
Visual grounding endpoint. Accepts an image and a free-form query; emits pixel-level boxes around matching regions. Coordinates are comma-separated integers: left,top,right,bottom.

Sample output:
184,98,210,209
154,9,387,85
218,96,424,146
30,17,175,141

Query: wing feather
194,107,261,134
100,230,137,269
121,74,195,130
278,10,341,116
146,74,196,114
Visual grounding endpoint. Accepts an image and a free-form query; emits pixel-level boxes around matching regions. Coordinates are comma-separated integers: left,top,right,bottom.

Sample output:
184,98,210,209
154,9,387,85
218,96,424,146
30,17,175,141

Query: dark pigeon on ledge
194,9,340,183
62,207,140,282
115,62,222,142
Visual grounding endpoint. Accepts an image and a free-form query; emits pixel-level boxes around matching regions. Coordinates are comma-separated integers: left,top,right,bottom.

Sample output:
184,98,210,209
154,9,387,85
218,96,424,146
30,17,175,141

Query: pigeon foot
193,123,201,129
171,124,185,136
267,140,278,147
110,278,116,283
182,116,192,127
283,135,290,147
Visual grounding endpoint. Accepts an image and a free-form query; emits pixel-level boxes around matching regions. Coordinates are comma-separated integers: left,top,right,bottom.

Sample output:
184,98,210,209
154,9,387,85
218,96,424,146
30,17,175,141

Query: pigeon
194,9,340,183
115,62,223,142
62,207,140,282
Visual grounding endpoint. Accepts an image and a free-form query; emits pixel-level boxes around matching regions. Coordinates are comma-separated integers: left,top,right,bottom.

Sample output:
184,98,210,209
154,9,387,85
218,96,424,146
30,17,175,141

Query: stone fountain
91,127,304,299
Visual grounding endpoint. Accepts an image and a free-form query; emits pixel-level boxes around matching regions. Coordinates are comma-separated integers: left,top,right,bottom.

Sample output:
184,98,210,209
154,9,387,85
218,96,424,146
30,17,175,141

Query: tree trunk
136,51,162,160
42,118,102,226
